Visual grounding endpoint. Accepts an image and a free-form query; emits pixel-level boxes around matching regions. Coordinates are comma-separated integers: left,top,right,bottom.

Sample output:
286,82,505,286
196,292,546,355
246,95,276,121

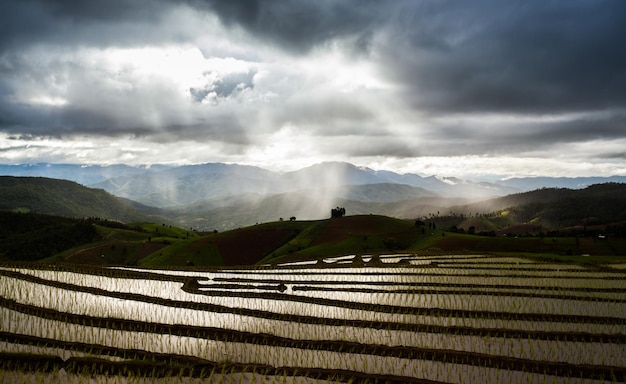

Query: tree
331,207,346,218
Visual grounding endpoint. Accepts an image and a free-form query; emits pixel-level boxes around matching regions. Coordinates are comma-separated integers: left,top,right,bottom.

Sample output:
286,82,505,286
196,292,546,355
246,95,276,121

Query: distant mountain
88,161,515,207
0,163,165,185
497,176,626,191
163,185,471,232
91,163,281,207
2,162,625,197
282,162,517,198
0,176,149,223
320,183,435,202
2,161,626,216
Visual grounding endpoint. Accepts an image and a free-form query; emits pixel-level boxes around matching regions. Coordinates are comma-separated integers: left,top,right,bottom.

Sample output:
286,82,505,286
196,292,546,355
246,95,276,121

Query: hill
52,215,429,266
140,220,312,266
263,215,424,263
0,176,151,223
406,183,626,240
4,162,626,211
0,211,100,262
5,210,626,266
456,183,626,230
0,163,163,185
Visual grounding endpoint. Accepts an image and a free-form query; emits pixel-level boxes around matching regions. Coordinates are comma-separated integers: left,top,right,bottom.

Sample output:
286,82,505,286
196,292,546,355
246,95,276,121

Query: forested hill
0,176,148,223
463,183,626,229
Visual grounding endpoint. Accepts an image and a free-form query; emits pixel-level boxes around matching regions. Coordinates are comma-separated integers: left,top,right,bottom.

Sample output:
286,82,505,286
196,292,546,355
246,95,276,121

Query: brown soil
199,228,299,265
310,215,416,246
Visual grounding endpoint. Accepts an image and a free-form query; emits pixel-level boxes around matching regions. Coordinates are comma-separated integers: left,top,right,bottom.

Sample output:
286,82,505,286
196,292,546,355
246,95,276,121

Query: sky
1,0,626,180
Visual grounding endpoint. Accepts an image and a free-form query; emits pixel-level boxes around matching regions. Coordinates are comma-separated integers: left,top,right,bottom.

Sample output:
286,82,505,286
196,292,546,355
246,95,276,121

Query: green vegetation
3,211,625,267
0,176,149,223
2,177,626,266
138,237,223,267
264,215,426,263
0,212,100,262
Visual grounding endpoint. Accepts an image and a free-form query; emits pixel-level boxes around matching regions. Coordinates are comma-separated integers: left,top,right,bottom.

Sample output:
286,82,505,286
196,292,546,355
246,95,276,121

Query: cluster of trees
0,211,100,261
331,207,346,218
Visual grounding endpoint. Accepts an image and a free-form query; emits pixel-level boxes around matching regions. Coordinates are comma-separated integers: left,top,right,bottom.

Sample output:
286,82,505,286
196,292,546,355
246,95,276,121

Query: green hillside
141,220,312,266
2,177,626,266
137,215,431,266
463,183,626,229
48,222,200,265
261,215,426,263
4,211,625,266
0,211,104,262
0,176,149,223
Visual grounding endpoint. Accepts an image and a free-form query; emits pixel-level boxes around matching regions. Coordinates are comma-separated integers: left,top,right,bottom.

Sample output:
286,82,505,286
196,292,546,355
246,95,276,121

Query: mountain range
2,162,626,230
3,162,626,201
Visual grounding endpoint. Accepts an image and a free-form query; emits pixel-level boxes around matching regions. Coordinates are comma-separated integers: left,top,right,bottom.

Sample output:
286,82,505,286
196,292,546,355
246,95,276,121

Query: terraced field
1,254,625,383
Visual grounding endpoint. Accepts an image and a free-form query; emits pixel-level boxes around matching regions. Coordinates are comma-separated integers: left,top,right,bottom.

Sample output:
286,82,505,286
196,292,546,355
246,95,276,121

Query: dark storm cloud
379,1,626,114
195,0,626,114
1,0,626,174
4,1,626,117
427,112,626,156
0,0,174,51
0,96,250,146
187,0,380,53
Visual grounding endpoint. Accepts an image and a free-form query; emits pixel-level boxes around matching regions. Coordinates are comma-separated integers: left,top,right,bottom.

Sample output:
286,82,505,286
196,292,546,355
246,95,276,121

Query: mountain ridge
0,176,151,223
2,161,625,208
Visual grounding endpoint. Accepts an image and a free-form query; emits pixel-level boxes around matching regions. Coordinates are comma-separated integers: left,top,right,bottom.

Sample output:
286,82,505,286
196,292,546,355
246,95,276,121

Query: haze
1,1,626,180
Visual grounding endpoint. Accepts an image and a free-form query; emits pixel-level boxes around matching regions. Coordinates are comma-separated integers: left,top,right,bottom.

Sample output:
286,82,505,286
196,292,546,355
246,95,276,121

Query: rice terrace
1,252,625,383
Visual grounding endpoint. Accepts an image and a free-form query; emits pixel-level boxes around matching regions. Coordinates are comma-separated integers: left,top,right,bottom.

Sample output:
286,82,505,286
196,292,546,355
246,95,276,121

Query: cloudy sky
1,0,626,179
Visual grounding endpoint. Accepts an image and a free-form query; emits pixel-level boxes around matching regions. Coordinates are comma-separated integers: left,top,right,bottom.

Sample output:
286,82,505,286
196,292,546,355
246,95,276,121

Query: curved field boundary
2,269,625,329
0,349,436,384
289,286,626,303
107,263,626,279
412,265,599,272
212,276,626,292
1,270,625,344
1,301,623,381
191,287,626,325
0,332,211,366
0,263,204,282
205,270,626,280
